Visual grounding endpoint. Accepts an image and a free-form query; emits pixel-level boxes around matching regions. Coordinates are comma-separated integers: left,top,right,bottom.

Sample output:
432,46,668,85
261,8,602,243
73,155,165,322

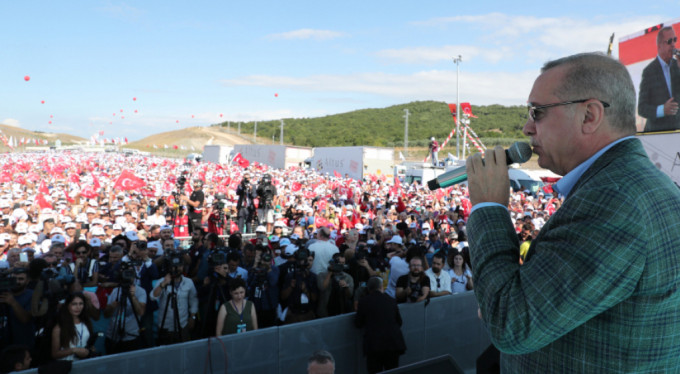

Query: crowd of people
0,149,559,371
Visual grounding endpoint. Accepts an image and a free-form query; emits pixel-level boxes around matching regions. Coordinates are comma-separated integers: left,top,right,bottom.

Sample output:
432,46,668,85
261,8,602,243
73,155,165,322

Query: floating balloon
191,115,195,118
134,109,138,113
50,115,53,118
219,113,223,118
133,97,137,101
24,76,30,82
41,100,45,104
113,113,116,116
48,121,52,124
176,120,179,123
120,109,123,112
275,93,278,97
122,116,125,119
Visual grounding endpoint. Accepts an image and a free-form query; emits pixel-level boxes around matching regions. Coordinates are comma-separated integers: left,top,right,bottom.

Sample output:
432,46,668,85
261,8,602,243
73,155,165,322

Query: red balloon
24,76,30,82
275,93,278,97
122,116,125,119
48,121,52,124
50,115,53,118
41,100,45,104
113,113,116,116
191,115,195,118
134,109,138,113
176,120,179,123
133,97,137,101
120,109,123,112
219,113,223,117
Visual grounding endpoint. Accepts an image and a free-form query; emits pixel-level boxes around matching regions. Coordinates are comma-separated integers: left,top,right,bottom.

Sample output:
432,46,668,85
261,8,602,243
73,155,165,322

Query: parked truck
202,145,234,164
307,146,395,180
233,144,312,170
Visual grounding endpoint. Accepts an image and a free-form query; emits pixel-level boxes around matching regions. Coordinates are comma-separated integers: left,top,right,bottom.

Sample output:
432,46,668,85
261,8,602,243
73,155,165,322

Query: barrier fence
21,291,490,374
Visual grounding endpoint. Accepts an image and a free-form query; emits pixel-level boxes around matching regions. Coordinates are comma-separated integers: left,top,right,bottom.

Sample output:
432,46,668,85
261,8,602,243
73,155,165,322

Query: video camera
163,250,188,276
40,266,75,301
0,269,17,293
115,261,138,287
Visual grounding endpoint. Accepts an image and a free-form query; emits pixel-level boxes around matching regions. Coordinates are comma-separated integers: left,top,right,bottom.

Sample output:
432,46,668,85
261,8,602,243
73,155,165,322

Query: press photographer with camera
103,261,147,353
152,252,198,345
317,253,353,318
246,244,279,328
281,248,318,324
236,174,256,234
256,174,278,233
0,268,35,351
180,179,205,234
124,239,158,347
207,193,228,235
197,250,231,338
395,256,430,304
51,292,97,361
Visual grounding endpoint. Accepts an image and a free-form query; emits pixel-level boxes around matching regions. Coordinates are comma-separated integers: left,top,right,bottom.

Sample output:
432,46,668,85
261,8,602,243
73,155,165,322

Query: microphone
427,142,532,190
674,48,680,57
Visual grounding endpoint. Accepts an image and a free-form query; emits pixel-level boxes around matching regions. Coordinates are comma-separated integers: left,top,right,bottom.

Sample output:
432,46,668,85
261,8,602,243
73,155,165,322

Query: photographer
152,253,198,345
281,248,318,324
103,263,147,353
207,193,228,235
348,243,378,291
317,253,353,318
236,174,256,233
0,268,35,351
256,174,278,233
124,240,158,348
180,179,205,234
395,256,430,304
196,250,231,338
246,245,279,328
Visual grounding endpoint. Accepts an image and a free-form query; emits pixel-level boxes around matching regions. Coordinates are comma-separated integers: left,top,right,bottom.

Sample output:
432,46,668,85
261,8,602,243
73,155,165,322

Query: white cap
386,235,403,245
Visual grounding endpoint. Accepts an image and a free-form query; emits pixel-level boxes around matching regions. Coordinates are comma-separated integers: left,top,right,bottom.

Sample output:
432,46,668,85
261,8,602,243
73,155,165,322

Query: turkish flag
114,170,146,191
36,194,52,210
69,173,80,183
15,175,26,185
92,175,101,190
316,216,329,228
80,185,98,199
232,153,250,168
333,170,341,178
291,182,302,192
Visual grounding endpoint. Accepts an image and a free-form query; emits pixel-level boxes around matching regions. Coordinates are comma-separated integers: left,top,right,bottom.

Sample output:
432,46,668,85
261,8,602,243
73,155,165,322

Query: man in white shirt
425,252,452,297
308,227,339,275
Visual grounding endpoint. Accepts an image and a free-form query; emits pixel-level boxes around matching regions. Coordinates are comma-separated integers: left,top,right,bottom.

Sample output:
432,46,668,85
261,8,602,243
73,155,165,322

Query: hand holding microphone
466,145,529,207
427,142,532,190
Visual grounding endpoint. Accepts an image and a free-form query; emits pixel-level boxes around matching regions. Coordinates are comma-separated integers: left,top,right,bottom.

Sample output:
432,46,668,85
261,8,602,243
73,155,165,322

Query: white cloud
1,119,21,127
222,69,537,107
265,29,347,41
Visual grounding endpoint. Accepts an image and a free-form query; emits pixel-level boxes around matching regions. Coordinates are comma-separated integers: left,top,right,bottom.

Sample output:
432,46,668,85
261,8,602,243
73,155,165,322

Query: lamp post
403,108,410,157
280,120,284,145
453,55,462,160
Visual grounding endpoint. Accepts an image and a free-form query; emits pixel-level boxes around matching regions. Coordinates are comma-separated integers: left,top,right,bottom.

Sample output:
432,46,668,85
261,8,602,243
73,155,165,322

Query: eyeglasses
665,36,678,45
76,251,88,255
527,99,610,121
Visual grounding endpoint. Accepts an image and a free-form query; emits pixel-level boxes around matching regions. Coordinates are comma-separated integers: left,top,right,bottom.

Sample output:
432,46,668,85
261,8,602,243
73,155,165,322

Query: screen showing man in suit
638,26,680,132
465,52,680,372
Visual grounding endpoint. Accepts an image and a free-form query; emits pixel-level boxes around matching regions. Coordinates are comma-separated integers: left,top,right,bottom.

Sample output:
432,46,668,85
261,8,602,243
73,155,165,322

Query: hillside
0,124,87,148
213,101,529,149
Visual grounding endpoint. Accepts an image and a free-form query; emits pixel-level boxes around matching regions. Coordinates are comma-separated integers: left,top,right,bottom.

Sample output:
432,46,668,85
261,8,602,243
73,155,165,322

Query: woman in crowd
68,241,99,287
215,278,258,335
51,292,96,361
448,250,473,294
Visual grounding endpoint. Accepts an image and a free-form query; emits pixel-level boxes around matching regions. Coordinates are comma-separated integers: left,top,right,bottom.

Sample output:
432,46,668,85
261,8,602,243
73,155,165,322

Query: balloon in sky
134,109,138,113
191,115,195,118
41,100,45,104
24,76,30,82
219,113,223,118
50,115,53,118
275,93,278,97
176,120,179,123
113,113,116,116
120,109,123,112
133,97,137,101
48,121,52,124
122,116,125,119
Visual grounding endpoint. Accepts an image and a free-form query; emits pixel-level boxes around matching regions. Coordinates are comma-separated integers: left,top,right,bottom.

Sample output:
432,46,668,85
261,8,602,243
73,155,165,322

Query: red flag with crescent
114,170,146,191
36,194,52,210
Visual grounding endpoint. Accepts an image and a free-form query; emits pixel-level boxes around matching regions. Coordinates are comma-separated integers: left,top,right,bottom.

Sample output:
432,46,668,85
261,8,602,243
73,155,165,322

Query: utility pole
403,109,410,157
453,55,462,160
280,120,284,145
238,122,241,134
254,122,258,143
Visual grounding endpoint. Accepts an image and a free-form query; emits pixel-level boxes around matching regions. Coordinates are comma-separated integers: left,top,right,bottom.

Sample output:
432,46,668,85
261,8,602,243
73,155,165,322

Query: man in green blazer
466,52,680,372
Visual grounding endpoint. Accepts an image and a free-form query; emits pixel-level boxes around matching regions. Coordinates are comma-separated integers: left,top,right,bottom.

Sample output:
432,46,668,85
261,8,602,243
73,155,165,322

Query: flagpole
453,55,462,160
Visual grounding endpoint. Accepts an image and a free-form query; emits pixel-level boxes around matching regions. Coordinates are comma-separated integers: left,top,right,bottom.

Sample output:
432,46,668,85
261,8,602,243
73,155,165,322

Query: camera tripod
107,284,144,353
158,279,184,344
199,274,229,338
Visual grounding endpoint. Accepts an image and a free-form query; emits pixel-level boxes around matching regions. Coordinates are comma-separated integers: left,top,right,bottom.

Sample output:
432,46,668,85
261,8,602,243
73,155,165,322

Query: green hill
213,101,528,149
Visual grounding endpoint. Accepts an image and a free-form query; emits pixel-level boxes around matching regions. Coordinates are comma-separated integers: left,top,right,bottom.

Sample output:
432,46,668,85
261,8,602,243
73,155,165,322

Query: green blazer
468,138,680,373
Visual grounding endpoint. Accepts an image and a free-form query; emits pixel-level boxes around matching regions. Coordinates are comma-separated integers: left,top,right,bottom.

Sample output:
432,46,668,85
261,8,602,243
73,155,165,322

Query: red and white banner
113,170,146,191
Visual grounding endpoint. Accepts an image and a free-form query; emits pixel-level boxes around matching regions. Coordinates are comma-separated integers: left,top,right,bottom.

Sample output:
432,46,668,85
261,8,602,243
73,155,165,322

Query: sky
1,0,678,141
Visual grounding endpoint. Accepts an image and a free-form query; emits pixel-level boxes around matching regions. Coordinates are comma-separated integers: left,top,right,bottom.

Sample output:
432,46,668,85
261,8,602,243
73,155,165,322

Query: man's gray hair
308,349,335,367
542,52,636,134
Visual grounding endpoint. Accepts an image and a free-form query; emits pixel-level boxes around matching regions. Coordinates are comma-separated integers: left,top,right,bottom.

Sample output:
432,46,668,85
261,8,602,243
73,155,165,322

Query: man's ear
581,100,606,134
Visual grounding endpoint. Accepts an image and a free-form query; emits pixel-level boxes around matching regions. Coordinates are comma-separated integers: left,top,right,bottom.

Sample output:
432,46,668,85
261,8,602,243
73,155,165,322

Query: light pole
280,120,284,145
453,55,462,160
254,121,258,143
403,109,410,157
